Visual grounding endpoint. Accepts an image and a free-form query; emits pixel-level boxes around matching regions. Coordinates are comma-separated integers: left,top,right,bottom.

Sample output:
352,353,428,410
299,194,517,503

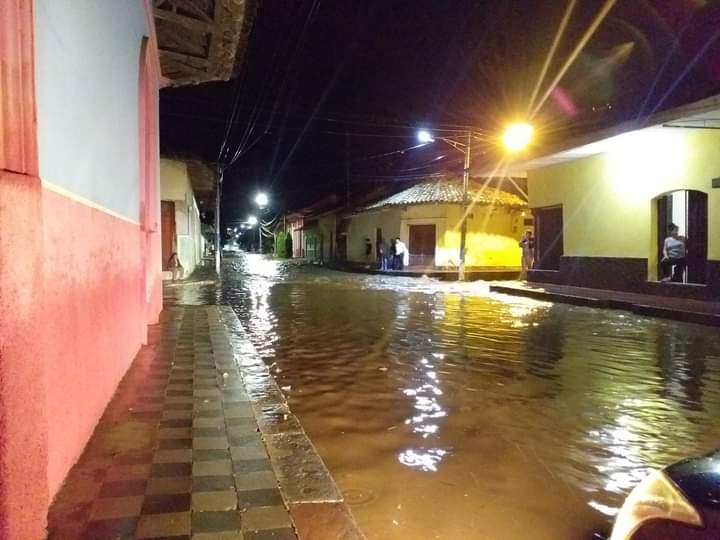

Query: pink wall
42,188,152,496
0,175,163,540
0,173,49,540
0,2,162,538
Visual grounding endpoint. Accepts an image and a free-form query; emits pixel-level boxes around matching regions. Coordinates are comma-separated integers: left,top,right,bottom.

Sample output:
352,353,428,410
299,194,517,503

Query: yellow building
509,94,720,299
346,179,528,270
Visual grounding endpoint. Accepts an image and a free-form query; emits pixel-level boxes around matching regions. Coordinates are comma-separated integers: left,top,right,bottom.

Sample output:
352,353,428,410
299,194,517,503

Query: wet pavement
164,254,720,540
47,303,363,539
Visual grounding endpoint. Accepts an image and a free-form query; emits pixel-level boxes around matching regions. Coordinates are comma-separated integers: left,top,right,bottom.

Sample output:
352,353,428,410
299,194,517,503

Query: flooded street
167,254,720,540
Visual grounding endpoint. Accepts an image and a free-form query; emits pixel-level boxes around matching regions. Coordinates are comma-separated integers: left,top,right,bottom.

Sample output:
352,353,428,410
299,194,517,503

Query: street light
247,215,258,226
417,129,474,281
503,122,534,152
253,192,270,253
255,192,269,208
417,130,435,144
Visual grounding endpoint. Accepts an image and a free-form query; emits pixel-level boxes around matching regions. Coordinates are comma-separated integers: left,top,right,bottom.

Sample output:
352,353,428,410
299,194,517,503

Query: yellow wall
347,203,524,267
528,128,720,276
159,159,204,275
346,209,401,262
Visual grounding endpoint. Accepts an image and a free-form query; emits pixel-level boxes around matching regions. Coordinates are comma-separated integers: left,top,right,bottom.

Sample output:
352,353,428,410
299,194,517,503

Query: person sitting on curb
167,252,184,281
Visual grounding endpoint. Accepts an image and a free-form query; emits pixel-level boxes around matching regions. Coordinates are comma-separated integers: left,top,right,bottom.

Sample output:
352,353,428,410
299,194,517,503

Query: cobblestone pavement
47,305,363,540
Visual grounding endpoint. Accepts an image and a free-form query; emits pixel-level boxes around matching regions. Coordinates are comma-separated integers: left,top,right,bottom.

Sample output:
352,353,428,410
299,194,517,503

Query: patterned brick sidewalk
47,305,358,539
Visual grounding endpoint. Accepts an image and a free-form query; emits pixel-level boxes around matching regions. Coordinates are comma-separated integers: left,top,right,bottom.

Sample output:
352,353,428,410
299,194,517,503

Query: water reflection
655,328,709,412
165,254,720,540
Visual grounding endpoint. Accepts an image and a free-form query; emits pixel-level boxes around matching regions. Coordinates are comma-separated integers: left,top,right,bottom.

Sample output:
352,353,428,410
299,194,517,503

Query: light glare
503,123,534,152
247,215,258,226
417,130,435,144
255,192,269,207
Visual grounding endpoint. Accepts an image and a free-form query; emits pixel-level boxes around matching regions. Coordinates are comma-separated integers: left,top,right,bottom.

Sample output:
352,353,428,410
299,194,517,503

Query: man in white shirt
394,238,409,270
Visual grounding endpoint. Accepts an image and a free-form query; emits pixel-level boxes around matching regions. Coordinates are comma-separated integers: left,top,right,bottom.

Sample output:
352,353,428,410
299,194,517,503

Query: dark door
687,191,708,284
657,194,671,277
656,191,707,284
534,206,563,270
337,219,348,261
409,224,436,267
375,228,382,260
161,201,176,270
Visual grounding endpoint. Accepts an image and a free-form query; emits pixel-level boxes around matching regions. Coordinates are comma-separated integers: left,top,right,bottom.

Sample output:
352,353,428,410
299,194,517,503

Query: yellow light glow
606,129,687,203
503,123,534,152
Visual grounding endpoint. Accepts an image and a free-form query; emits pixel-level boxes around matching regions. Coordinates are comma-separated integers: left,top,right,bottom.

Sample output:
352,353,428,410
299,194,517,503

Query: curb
489,285,720,327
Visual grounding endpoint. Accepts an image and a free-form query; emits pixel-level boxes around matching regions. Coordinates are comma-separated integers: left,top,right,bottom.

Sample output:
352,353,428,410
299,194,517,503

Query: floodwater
167,253,720,540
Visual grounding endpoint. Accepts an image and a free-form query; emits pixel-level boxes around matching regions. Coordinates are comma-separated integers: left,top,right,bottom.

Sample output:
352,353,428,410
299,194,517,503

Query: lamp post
418,129,474,281
418,123,533,281
253,192,268,254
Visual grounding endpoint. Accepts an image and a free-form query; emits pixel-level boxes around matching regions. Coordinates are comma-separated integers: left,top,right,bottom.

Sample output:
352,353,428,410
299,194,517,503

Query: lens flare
503,123,534,152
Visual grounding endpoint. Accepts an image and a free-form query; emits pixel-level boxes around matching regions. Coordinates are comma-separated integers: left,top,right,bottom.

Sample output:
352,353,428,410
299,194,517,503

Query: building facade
346,180,528,269
519,97,720,299
0,2,162,538
160,158,205,277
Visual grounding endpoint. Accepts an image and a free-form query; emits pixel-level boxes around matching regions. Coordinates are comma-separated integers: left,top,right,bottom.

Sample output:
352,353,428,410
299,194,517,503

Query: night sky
160,0,720,227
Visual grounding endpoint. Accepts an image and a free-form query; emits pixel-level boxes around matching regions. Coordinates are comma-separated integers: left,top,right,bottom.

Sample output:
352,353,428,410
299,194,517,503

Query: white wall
34,0,149,221
160,159,203,275
346,209,401,263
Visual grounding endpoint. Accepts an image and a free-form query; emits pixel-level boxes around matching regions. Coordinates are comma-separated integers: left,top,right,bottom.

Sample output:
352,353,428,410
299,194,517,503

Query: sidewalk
491,281,720,327
47,305,364,539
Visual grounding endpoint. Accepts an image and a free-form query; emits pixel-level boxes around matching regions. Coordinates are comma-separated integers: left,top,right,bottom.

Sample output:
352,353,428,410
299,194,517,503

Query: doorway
161,201,176,270
409,224,436,267
533,206,563,270
375,228,383,261
656,190,707,284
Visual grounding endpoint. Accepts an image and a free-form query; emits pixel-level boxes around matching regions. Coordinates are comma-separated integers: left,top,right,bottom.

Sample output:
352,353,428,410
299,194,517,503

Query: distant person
378,238,389,271
364,238,373,263
519,231,535,276
388,238,397,269
167,252,184,281
394,238,409,270
661,223,687,282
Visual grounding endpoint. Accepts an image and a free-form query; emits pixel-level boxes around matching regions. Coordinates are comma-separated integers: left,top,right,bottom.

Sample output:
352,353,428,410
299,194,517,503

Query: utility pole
458,130,471,282
345,131,350,206
215,169,222,274
258,224,262,254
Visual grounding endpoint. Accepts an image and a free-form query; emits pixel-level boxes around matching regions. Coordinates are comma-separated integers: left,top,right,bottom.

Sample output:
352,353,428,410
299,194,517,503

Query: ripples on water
167,254,720,540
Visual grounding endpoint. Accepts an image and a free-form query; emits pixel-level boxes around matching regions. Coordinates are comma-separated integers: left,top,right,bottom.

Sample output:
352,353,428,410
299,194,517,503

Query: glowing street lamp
503,122,534,152
417,130,435,144
247,215,258,226
254,192,269,208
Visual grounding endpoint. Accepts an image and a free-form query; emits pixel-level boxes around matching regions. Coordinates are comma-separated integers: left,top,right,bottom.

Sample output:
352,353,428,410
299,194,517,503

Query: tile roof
363,179,527,211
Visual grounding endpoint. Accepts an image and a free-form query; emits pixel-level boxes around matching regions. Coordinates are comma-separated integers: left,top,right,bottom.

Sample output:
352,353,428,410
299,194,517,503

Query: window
0,0,38,175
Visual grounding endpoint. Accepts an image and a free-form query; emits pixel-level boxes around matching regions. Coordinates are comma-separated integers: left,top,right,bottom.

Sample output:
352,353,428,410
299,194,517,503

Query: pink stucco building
0,1,163,538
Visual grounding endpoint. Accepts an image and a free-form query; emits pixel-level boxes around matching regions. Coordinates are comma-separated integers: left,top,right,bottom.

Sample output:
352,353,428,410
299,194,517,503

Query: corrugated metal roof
363,179,527,211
